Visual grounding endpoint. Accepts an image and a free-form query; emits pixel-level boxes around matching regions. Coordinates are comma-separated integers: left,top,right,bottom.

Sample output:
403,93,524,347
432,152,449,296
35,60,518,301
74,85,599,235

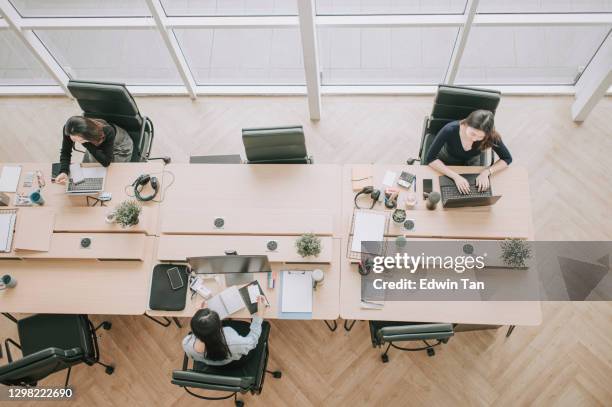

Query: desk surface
339,164,541,325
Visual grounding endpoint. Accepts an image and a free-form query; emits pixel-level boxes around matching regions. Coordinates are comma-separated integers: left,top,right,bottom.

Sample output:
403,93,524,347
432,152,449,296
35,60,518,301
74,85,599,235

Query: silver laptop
66,165,106,195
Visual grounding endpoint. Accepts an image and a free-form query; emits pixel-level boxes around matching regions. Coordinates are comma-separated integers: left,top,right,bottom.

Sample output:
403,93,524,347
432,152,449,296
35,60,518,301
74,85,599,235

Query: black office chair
408,85,501,166
67,79,170,164
369,321,454,362
0,314,115,387
171,320,281,407
190,154,243,164
242,125,313,164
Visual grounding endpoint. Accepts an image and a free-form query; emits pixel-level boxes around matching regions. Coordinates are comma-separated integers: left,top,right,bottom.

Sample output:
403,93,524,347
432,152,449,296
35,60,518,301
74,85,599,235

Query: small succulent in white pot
296,233,322,258
114,200,141,228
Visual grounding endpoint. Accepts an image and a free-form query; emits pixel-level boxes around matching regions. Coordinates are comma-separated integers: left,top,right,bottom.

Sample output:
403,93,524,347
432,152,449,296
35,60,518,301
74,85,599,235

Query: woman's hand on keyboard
452,175,471,194
476,172,490,192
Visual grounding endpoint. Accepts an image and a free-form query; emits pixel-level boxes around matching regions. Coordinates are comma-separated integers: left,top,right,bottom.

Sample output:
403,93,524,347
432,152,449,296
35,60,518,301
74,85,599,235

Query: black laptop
439,174,502,208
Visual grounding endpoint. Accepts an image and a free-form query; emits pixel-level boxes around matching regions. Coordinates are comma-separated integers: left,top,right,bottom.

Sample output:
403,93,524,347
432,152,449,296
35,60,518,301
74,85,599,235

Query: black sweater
425,121,513,165
59,125,116,175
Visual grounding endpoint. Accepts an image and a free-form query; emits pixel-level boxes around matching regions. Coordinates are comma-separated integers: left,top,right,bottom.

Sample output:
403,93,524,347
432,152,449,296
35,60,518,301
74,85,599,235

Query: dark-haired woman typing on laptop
182,296,267,366
55,116,133,184
425,110,512,194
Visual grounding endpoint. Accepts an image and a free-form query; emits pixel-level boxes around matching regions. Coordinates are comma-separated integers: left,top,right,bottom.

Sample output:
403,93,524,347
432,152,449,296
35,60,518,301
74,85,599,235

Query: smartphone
423,179,433,199
397,171,416,188
166,267,184,290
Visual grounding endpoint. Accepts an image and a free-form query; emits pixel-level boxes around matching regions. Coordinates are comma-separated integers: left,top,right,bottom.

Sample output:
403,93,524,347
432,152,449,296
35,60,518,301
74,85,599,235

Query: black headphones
132,174,159,202
354,186,381,209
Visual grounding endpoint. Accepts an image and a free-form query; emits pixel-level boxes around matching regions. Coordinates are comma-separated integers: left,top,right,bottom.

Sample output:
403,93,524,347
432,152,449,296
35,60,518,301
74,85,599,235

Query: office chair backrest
67,80,143,132
0,347,83,386
431,85,501,122
377,323,454,343
242,125,311,164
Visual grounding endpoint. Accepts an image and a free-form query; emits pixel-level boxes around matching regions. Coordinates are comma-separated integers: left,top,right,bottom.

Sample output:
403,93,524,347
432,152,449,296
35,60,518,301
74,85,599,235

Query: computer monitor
187,255,271,285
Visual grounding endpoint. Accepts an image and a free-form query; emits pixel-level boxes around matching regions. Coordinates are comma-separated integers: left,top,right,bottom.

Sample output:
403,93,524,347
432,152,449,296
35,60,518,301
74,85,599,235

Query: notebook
207,285,246,320
280,271,313,313
13,208,54,252
351,210,386,253
0,209,17,252
0,166,21,193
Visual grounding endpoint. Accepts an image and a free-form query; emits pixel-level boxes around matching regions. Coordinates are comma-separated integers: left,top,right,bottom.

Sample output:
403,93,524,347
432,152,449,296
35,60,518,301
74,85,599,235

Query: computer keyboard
68,177,104,192
440,184,491,200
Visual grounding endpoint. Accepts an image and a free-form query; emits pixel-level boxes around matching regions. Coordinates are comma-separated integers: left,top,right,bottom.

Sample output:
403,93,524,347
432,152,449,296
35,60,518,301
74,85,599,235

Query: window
456,25,611,85
318,26,459,85
161,0,297,16
35,29,182,85
316,0,467,15
174,28,305,85
8,0,150,17
478,0,612,14
0,30,54,85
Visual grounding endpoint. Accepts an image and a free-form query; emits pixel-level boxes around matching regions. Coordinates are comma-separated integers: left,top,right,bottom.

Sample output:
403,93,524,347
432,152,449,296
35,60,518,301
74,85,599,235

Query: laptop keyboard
441,184,491,201
68,177,104,192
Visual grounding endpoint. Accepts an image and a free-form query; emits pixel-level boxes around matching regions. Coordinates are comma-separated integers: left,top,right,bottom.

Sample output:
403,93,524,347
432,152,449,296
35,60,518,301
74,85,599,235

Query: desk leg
324,320,338,332
2,313,18,324
144,314,172,328
506,325,516,338
344,320,357,332
172,317,182,328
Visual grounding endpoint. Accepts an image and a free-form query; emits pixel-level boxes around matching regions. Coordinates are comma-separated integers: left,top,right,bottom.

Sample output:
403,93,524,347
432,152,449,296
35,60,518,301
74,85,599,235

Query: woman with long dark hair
426,109,512,193
182,296,267,365
55,116,133,184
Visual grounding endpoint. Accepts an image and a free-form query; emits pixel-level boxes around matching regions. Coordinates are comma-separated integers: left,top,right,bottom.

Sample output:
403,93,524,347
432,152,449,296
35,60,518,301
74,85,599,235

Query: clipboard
238,280,267,315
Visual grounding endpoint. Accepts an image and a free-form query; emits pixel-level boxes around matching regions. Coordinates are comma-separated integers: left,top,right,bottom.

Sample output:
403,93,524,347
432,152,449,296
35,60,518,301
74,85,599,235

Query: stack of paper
0,166,21,193
351,210,386,254
0,210,17,252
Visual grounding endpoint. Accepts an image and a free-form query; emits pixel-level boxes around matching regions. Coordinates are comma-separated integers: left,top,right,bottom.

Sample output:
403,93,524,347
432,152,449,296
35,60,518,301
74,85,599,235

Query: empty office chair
0,314,115,387
408,85,501,166
67,79,170,163
171,320,281,407
369,321,454,362
190,154,243,164
242,125,312,164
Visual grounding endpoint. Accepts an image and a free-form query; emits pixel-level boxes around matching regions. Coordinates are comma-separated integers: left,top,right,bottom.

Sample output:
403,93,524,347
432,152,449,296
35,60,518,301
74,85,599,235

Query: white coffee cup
312,269,324,289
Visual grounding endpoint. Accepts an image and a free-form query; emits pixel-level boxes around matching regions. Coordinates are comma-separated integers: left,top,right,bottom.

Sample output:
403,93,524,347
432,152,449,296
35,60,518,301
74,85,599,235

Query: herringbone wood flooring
0,95,611,406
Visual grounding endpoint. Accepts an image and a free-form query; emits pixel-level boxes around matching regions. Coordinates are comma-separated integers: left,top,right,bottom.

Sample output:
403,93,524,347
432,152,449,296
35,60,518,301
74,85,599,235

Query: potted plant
295,233,322,258
114,200,142,228
500,239,532,268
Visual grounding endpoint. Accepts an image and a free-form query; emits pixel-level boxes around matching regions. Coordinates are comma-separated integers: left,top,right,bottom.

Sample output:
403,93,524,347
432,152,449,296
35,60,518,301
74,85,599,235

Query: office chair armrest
418,116,431,160
307,156,314,164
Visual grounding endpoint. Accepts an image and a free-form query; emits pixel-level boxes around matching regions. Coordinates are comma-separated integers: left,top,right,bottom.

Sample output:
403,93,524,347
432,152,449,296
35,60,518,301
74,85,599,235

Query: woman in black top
426,110,512,193
56,116,133,184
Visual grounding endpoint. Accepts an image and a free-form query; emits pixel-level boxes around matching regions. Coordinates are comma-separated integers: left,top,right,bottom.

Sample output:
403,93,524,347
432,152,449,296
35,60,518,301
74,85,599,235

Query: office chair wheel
162,157,171,164
272,371,282,379
427,348,435,357
381,354,389,363
102,322,112,330
105,365,115,375
235,400,244,407
406,158,418,165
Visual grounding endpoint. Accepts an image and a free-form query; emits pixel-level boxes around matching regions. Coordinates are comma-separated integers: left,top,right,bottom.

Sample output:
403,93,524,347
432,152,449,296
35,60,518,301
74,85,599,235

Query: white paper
281,271,313,313
0,213,16,252
382,171,397,187
219,285,245,315
69,164,85,183
248,284,261,304
82,166,107,178
0,166,21,193
351,211,386,253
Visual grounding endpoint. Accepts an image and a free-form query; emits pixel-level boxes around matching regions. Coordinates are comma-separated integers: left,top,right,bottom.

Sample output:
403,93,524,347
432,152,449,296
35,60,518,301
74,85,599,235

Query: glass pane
9,0,150,17
316,0,467,15
35,29,182,85
174,28,305,85
478,0,612,13
161,0,297,16
318,26,459,85
456,25,611,85
0,30,55,85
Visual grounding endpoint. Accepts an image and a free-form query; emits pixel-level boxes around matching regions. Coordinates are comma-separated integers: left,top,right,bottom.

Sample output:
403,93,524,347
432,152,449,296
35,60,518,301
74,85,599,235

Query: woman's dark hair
190,309,231,361
64,116,107,145
461,109,501,150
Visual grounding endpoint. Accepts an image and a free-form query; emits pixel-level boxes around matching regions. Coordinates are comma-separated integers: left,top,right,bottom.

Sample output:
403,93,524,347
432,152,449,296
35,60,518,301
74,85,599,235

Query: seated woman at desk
426,110,512,193
182,296,266,365
55,116,133,184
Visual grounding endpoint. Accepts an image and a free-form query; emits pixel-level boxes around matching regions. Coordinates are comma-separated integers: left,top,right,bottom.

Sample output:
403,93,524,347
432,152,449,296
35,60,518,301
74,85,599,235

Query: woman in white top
182,296,267,366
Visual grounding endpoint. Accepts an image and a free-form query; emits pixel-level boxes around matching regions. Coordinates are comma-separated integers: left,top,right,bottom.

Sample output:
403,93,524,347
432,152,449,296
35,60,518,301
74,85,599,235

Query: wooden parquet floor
0,95,611,406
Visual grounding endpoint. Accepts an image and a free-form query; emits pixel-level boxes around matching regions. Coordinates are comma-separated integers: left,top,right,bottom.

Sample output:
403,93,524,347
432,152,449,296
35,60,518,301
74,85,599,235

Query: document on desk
0,165,21,192
14,208,54,252
208,285,246,320
0,210,17,252
280,271,313,313
351,210,386,253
